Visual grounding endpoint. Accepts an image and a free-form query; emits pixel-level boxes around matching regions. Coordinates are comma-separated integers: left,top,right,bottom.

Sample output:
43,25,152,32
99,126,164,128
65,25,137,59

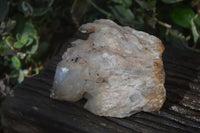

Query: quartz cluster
51,19,166,118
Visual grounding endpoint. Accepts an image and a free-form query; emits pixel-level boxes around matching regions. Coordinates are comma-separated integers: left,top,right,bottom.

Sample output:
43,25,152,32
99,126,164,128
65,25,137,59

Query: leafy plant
0,0,77,132
0,0,75,99
0,1,42,95
170,7,200,44
74,0,200,51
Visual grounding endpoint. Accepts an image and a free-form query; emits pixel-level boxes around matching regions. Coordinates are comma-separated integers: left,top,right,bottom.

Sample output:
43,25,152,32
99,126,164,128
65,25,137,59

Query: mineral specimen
51,19,166,118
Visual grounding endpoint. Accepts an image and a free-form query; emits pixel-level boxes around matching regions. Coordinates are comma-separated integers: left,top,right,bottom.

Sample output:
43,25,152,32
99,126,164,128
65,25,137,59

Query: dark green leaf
5,36,14,46
17,75,24,83
23,23,37,36
11,56,21,70
16,33,22,41
161,0,184,4
26,41,38,54
26,55,34,62
18,69,28,83
191,18,199,44
20,1,33,16
170,7,195,29
20,34,28,44
33,0,54,16
35,68,40,75
0,39,13,56
14,41,24,48
112,0,132,7
22,23,39,54
25,36,34,46
109,5,134,25
37,61,42,66
15,22,39,54
194,14,200,29
135,0,156,11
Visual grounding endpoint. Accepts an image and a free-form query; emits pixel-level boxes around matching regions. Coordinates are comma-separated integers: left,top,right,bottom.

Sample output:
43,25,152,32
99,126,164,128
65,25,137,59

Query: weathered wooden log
1,40,200,133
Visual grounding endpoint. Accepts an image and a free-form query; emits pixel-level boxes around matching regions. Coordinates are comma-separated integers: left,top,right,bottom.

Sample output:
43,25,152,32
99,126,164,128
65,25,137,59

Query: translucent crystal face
51,19,166,118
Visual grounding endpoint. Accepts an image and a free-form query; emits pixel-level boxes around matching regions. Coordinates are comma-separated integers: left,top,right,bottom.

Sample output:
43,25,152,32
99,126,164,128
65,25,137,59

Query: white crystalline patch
61,67,69,72
51,19,166,118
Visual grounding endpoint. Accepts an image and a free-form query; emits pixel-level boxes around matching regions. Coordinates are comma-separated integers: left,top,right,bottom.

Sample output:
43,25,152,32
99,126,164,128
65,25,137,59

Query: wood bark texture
1,41,200,133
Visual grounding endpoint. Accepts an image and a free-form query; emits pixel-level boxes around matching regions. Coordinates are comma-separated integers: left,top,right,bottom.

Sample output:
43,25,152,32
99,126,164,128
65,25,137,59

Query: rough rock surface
51,19,166,118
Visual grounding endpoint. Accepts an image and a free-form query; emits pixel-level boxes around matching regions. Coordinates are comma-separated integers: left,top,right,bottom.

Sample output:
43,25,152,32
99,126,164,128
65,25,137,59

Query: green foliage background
0,0,75,97
1,0,200,131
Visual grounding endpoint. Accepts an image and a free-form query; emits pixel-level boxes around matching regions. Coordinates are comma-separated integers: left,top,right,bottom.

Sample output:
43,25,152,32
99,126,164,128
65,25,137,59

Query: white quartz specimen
51,19,166,118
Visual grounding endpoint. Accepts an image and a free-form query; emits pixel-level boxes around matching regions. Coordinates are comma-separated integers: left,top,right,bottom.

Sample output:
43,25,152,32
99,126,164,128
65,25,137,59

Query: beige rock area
51,19,166,118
